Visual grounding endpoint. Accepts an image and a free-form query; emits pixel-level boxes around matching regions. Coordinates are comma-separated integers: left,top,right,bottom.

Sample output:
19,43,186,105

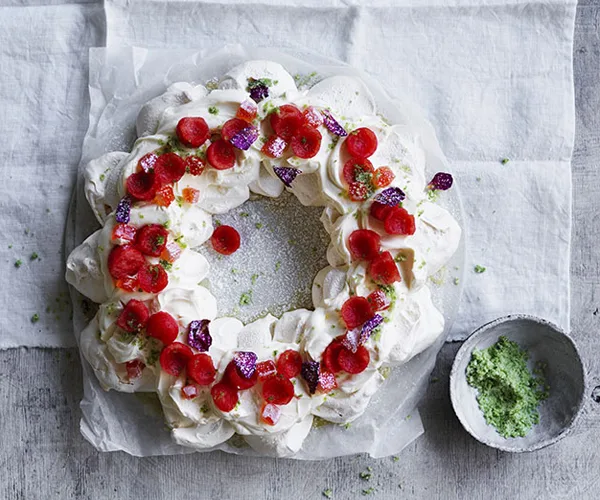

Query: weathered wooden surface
2,2,599,499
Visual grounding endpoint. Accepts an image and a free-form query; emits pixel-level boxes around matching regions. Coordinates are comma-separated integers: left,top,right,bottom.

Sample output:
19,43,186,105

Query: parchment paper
66,45,464,458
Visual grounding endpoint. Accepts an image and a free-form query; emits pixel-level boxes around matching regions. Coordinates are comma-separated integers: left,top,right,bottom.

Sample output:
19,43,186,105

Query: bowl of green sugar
450,314,585,452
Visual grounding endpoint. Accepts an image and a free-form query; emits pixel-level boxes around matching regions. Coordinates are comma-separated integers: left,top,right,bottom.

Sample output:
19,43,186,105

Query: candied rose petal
273,166,301,187
367,290,391,311
248,82,269,102
360,314,383,344
301,360,320,395
375,186,405,206
234,351,258,379
322,110,348,136
188,319,212,352
428,172,453,191
115,196,131,224
230,125,259,151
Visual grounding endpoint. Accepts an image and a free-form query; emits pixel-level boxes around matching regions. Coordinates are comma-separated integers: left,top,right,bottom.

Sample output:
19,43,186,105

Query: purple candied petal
230,126,259,151
321,110,348,137
359,314,384,344
249,84,269,103
375,187,405,206
301,360,320,394
187,320,212,352
273,166,301,187
428,172,453,191
234,351,258,379
341,328,361,354
115,196,131,224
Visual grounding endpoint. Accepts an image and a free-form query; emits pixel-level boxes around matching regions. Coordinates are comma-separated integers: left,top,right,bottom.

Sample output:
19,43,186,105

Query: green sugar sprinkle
474,265,486,273
466,336,549,438
239,291,253,306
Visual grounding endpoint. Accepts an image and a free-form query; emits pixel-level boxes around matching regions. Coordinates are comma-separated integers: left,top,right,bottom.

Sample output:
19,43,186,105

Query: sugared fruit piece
224,361,258,390
112,223,137,244
262,374,294,405
207,139,236,170
340,296,374,329
107,245,145,280
211,382,239,412
276,349,303,379
154,152,186,185
317,370,338,393
236,99,258,122
182,187,200,204
367,290,391,311
270,104,303,141
176,117,210,148
348,182,368,202
181,384,198,399
261,136,287,158
322,338,344,373
368,251,401,285
186,156,205,176
159,342,194,376
126,171,157,201
146,311,179,345
125,359,145,380
343,158,374,185
337,344,370,374
291,125,322,159
373,166,395,188
383,206,416,236
187,353,216,386
256,360,277,380
154,184,175,207
260,403,281,426
138,152,158,172
221,118,248,142
346,127,377,159
116,299,149,333
135,224,169,257
211,225,240,255
138,263,169,293
348,229,381,261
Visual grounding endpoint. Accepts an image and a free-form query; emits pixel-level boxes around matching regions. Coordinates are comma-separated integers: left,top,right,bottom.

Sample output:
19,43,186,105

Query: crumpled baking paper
65,45,464,458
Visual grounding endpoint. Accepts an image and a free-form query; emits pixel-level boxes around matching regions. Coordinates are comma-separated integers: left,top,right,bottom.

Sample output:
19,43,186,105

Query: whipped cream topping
67,60,461,457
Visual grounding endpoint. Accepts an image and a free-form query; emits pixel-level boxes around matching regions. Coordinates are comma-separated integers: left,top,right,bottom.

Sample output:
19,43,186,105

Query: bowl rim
449,313,587,453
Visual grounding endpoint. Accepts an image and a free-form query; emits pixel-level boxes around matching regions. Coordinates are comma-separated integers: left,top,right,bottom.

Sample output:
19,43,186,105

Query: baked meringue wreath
66,59,461,458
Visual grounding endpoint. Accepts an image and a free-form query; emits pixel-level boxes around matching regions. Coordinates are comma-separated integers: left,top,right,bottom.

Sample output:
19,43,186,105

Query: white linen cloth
0,0,575,349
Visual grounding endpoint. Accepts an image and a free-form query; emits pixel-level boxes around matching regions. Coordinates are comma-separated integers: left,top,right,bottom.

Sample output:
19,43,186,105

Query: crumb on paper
474,265,486,273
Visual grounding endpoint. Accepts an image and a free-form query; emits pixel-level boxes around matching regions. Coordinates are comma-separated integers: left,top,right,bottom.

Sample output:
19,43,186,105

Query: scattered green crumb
395,253,407,262
362,487,376,496
200,404,209,413
275,261,281,272
430,376,440,383
251,273,259,285
322,488,333,499
359,469,372,481
208,106,219,115
239,291,253,306
255,222,263,229
14,259,22,268
162,220,171,229
466,336,549,438
8,244,12,249
476,177,482,182
392,456,400,462
30,252,39,261
239,212,249,217
159,260,173,272
453,277,460,285
344,422,351,430
46,208,51,213
427,189,440,202
231,268,239,274
31,313,40,323
405,414,412,421
501,158,510,165
474,265,486,274
214,219,222,227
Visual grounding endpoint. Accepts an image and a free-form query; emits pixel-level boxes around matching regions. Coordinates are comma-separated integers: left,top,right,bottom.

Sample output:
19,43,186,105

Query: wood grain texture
2,2,600,499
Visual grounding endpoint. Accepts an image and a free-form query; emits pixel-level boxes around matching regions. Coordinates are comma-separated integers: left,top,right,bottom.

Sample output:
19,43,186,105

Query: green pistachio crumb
453,277,460,285
362,487,376,496
476,176,482,182
30,252,39,260
275,261,281,272
208,106,219,115
392,456,400,462
239,291,253,306
31,313,40,323
474,265,486,273
14,259,22,268
255,222,263,229
251,273,259,285
159,260,173,272
322,488,333,499
501,158,510,165
240,212,249,217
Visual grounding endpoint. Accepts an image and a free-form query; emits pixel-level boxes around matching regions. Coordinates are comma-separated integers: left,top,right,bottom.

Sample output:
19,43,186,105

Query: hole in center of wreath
199,190,330,324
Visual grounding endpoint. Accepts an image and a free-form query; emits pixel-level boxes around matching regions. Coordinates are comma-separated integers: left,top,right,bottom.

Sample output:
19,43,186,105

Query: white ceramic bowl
450,315,585,452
